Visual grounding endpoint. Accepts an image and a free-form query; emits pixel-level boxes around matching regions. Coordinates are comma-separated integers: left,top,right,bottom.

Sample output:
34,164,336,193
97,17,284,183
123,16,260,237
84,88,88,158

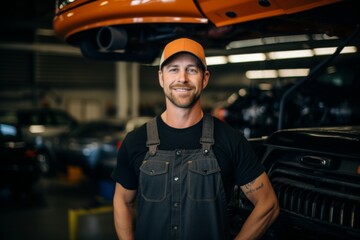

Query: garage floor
0,169,117,240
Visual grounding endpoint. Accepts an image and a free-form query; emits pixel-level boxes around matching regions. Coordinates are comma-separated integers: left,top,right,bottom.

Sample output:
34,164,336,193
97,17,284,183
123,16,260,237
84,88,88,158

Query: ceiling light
228,53,266,63
36,28,55,36
312,34,339,40
227,34,310,49
278,68,309,77
246,70,278,79
313,46,357,55
339,46,357,53
227,38,264,49
206,56,227,65
262,35,309,45
246,68,312,79
268,49,314,60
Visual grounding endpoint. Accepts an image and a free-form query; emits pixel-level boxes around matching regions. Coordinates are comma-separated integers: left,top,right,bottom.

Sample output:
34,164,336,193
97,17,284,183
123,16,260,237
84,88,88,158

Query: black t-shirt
111,115,264,202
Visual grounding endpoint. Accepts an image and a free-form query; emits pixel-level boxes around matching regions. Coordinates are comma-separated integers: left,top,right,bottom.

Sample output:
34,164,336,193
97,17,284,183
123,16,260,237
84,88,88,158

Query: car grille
273,181,360,229
269,159,360,235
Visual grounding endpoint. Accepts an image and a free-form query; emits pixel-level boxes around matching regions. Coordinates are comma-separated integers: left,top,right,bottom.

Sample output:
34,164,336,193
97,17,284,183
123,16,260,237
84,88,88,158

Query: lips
173,87,191,91
171,84,193,92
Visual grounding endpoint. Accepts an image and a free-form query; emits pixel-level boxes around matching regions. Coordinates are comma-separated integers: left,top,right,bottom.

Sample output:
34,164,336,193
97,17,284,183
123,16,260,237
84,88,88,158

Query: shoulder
211,115,253,158
119,119,150,164
122,119,149,148
212,115,246,141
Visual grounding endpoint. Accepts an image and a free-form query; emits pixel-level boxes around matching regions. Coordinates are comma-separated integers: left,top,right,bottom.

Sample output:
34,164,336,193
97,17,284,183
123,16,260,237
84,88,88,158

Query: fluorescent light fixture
337,46,356,54
35,28,55,36
262,35,309,45
246,68,311,79
153,45,357,67
313,46,357,55
227,35,310,49
268,49,314,60
206,56,227,65
246,70,278,79
313,47,337,55
227,38,264,49
312,34,339,40
278,68,309,77
228,53,266,63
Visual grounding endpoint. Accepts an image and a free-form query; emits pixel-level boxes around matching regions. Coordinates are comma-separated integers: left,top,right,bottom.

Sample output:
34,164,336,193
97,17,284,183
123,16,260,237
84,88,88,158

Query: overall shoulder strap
200,113,215,154
146,117,160,156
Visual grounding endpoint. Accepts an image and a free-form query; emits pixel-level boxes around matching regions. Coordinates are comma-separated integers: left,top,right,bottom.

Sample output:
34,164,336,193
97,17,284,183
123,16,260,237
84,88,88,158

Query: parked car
0,122,41,193
53,119,127,179
0,108,78,176
230,126,360,240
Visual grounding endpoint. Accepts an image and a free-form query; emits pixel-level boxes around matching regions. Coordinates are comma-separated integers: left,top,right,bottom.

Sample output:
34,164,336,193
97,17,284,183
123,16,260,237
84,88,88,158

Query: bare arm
234,172,280,240
113,182,137,240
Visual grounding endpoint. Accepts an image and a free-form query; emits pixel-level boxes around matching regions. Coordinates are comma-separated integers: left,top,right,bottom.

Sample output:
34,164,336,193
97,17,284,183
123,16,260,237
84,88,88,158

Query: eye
187,67,199,74
168,67,178,73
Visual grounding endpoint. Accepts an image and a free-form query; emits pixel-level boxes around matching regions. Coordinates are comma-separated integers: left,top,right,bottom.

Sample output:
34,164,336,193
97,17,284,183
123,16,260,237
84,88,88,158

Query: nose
177,69,187,83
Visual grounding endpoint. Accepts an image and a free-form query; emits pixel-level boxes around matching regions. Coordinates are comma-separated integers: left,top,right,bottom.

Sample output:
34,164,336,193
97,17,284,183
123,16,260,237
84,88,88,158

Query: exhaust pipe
96,26,128,51
80,26,158,63
80,38,159,63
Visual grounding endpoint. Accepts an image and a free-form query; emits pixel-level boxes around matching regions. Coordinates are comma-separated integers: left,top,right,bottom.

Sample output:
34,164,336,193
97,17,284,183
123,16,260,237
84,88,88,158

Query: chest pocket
188,158,221,201
140,160,169,202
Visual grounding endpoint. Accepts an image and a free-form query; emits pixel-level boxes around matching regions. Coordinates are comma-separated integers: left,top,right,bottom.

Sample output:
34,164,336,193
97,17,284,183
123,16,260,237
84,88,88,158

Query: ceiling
1,1,54,41
1,0,359,89
0,0,359,112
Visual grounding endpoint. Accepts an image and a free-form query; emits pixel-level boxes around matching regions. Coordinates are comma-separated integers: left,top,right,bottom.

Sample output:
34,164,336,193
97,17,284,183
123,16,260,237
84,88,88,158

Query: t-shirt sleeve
111,136,139,190
234,134,265,186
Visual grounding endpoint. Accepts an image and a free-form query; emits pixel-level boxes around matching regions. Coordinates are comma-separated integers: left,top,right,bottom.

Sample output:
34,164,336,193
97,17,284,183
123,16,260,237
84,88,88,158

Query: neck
161,105,204,129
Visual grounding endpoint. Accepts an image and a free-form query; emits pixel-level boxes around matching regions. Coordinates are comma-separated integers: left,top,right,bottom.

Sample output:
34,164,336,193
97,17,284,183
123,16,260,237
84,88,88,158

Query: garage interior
1,1,360,240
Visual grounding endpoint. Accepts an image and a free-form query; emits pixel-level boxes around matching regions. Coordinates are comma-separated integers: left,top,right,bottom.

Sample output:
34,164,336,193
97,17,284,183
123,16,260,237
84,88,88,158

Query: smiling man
111,38,279,240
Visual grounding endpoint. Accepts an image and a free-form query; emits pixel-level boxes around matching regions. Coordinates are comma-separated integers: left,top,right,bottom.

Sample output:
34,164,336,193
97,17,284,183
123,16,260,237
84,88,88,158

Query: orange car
53,0,345,62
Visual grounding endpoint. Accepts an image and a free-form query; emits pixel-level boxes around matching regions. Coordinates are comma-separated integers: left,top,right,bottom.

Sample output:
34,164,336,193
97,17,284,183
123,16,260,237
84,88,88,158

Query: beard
164,83,201,108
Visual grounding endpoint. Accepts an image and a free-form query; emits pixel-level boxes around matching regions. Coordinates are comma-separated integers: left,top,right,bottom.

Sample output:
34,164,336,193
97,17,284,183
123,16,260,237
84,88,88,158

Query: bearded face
163,80,201,108
159,53,209,109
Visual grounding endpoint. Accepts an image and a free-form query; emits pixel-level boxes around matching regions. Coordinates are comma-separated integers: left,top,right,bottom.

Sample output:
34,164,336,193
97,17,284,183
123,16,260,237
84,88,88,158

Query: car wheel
37,151,52,176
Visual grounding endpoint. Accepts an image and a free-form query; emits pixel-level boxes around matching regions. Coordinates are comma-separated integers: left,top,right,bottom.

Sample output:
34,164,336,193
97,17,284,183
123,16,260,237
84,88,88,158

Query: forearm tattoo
243,181,264,195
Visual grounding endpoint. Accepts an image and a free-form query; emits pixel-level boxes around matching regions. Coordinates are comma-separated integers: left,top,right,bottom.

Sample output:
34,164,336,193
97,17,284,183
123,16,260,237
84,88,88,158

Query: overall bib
135,114,230,240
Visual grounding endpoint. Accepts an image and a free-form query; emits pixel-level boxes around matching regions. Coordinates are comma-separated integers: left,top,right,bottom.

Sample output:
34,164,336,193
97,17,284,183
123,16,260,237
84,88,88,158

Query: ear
202,70,210,89
158,70,164,88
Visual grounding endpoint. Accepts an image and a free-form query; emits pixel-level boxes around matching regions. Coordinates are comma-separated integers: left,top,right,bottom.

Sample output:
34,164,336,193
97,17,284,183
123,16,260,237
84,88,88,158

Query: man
111,38,279,240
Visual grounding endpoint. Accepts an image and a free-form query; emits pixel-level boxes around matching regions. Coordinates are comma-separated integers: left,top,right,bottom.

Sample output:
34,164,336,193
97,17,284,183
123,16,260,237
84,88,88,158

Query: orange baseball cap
159,38,207,70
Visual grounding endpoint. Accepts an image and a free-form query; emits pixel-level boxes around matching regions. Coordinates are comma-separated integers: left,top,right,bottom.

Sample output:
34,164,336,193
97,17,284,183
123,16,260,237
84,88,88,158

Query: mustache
170,83,194,89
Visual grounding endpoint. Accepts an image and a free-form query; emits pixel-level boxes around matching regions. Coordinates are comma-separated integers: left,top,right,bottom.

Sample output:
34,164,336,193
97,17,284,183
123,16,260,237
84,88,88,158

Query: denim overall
135,114,230,240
